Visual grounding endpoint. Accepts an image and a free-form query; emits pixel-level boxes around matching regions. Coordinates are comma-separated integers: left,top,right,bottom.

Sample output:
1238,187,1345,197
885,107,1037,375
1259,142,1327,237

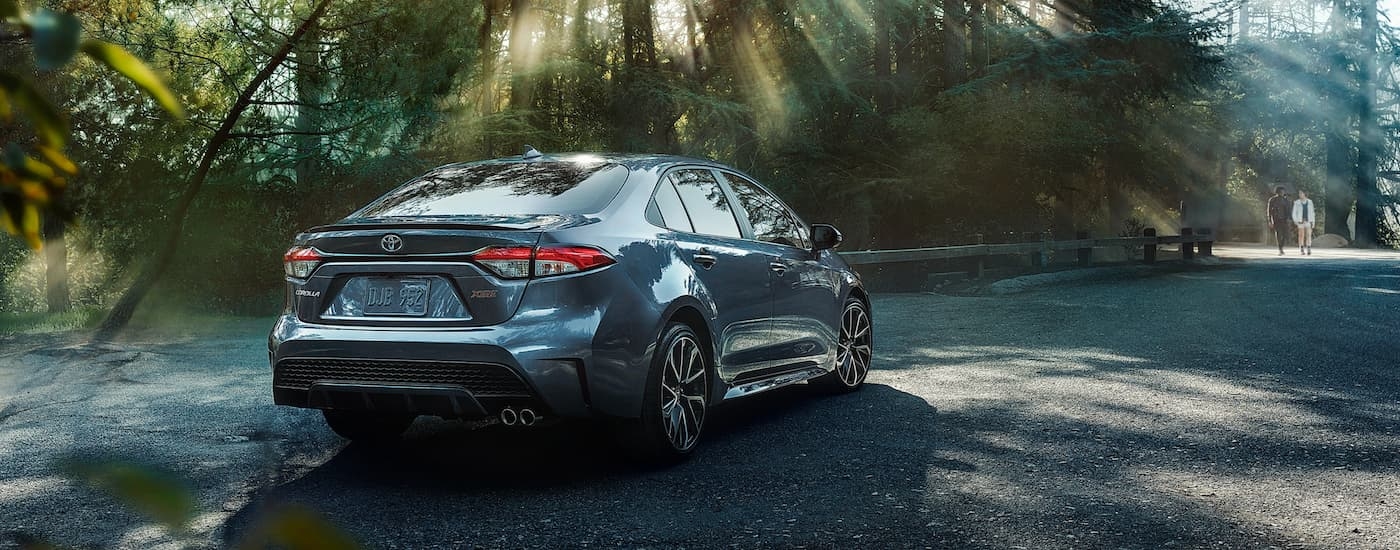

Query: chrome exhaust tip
499,407,518,426
518,408,537,427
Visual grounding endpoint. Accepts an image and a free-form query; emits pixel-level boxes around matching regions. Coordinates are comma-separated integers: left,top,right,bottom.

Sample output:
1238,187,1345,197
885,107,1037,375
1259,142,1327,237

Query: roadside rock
1314,233,1349,248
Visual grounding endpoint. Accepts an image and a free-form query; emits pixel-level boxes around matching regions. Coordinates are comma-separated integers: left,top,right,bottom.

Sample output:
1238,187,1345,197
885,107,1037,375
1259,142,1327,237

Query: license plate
364,278,430,316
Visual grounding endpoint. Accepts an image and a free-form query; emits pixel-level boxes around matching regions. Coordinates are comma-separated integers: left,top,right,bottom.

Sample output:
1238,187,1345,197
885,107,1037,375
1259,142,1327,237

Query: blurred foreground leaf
28,9,83,70
81,40,184,119
237,506,362,550
64,461,196,531
0,73,67,147
36,145,78,175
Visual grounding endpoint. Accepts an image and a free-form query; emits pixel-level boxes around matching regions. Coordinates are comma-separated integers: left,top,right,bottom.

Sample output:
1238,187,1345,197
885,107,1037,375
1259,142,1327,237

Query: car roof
439,152,737,173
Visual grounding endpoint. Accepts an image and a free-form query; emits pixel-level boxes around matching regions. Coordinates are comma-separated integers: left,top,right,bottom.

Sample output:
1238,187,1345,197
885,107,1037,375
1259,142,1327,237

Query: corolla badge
380,234,404,253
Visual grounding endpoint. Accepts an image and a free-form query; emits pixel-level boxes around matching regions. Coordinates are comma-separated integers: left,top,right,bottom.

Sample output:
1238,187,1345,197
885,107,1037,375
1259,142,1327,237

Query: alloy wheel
660,334,707,452
836,302,872,387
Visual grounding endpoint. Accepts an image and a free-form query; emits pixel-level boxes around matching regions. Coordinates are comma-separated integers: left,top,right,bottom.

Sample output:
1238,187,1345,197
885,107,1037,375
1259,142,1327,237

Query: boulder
1313,233,1349,248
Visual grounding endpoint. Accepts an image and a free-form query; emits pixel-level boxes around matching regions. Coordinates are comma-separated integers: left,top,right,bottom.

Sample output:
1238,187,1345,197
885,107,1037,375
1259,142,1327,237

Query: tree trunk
294,16,323,187
943,0,967,87
893,1,918,107
479,0,500,156
1237,0,1250,41
1053,187,1076,240
1324,130,1355,239
1355,0,1381,247
873,0,892,111
574,0,592,53
730,1,758,169
43,213,68,314
508,0,537,111
613,0,669,151
1052,0,1078,34
969,0,986,77
97,0,336,338
682,0,700,77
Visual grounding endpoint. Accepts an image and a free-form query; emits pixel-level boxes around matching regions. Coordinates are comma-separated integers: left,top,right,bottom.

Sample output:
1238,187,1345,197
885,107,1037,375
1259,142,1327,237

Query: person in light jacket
1292,190,1316,255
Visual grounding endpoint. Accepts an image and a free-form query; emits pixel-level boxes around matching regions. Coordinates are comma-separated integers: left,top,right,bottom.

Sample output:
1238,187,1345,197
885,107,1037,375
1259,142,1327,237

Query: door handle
769,262,788,276
692,254,717,268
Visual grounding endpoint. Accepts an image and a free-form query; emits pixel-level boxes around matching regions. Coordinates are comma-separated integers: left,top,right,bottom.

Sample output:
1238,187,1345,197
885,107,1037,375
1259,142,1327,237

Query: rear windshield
350,161,629,218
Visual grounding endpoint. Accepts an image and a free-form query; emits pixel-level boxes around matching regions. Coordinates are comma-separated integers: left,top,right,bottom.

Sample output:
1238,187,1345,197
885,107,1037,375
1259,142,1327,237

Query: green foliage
6,0,1396,316
0,306,101,335
0,1,181,250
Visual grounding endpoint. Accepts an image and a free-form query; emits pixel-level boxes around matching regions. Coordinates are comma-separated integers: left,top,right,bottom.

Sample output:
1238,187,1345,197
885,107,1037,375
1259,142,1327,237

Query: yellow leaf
37,145,79,175
80,40,184,119
20,180,50,203
12,153,57,181
21,204,42,250
0,207,16,236
0,86,10,121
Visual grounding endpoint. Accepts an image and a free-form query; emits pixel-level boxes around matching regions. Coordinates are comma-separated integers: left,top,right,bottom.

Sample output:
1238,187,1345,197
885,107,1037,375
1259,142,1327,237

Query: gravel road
3,245,1398,549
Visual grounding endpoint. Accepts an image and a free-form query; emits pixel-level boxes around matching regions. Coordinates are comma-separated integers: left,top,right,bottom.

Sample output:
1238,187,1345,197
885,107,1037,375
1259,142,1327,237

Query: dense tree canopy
1,0,1397,318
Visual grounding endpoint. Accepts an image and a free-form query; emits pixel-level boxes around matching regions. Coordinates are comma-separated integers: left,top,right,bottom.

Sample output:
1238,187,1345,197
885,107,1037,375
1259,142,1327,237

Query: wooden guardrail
839,227,1214,279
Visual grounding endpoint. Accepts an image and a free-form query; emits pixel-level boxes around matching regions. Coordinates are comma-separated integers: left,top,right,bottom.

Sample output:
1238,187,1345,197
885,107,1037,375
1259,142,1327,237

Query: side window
669,170,743,238
652,180,693,232
719,173,809,248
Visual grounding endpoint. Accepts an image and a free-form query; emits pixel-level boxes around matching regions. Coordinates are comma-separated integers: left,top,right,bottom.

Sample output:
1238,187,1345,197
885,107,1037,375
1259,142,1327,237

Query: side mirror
811,223,843,252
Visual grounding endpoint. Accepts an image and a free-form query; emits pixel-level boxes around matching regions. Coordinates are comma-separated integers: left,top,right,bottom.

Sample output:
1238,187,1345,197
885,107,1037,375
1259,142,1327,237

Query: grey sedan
269,149,872,460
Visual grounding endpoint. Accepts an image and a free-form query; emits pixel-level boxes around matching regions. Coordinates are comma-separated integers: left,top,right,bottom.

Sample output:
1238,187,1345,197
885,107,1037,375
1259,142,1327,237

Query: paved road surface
2,245,1398,549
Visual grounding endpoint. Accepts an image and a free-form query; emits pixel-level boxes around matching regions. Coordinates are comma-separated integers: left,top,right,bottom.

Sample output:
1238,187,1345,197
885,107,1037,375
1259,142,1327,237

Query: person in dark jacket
1266,186,1292,255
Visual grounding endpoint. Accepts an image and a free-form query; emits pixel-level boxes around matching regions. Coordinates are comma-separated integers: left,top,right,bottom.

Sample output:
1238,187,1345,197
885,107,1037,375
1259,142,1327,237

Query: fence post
1181,227,1195,260
1076,230,1091,267
1144,228,1157,264
1198,228,1213,256
969,233,985,279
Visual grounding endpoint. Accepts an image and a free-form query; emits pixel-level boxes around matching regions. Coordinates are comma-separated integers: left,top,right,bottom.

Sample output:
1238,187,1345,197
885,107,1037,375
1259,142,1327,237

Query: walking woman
1293,190,1316,255
1267,186,1292,255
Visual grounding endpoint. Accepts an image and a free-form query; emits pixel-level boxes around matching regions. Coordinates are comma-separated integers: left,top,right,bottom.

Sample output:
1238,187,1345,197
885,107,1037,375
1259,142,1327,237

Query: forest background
2,0,1397,324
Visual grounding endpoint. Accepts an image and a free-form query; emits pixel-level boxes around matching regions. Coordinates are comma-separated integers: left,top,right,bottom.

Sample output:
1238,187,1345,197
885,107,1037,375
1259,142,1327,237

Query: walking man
1266,186,1292,255
1293,189,1316,255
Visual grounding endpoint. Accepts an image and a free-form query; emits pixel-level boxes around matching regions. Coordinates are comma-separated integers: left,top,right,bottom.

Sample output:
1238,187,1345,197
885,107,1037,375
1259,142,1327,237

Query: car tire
617,322,711,463
322,410,415,443
813,298,872,393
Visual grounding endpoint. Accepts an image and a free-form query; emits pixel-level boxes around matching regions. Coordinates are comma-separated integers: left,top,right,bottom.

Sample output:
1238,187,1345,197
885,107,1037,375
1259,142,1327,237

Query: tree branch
98,0,337,337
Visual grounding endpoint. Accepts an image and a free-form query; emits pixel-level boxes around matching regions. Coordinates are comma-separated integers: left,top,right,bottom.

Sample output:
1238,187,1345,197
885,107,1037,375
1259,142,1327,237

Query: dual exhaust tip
498,407,539,427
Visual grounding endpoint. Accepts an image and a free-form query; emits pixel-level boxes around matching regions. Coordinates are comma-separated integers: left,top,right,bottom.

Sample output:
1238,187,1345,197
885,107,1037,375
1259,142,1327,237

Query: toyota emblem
380,234,404,253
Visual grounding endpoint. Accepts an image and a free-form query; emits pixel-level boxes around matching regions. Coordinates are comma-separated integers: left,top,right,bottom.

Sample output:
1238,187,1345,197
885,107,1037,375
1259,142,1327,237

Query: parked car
269,148,872,460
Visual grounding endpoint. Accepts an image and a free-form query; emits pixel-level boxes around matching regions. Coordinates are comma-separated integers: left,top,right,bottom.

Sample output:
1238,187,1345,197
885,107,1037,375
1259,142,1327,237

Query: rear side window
350,161,629,218
668,170,742,238
719,173,809,248
652,180,693,232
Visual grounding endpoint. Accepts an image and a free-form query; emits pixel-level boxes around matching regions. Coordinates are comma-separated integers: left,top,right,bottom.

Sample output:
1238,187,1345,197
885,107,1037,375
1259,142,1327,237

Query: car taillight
284,246,323,279
471,245,615,279
471,246,535,279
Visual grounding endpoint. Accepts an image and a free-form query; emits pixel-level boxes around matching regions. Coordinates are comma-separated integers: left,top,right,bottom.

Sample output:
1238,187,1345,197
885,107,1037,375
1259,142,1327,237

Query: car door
653,168,778,384
716,171,842,370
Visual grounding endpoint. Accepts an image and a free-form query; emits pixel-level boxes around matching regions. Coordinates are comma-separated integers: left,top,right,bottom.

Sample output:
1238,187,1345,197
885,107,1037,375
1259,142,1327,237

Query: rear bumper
271,358,535,418
268,306,640,419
